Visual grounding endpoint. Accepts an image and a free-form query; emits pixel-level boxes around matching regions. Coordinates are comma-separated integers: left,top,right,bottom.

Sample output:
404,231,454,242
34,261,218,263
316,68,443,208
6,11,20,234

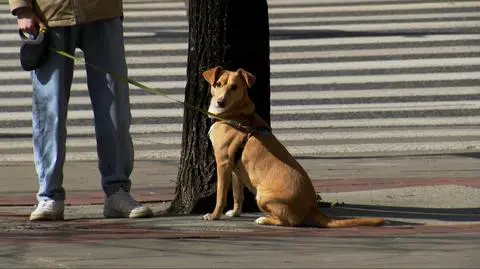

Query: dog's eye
231,85,237,91
214,82,221,88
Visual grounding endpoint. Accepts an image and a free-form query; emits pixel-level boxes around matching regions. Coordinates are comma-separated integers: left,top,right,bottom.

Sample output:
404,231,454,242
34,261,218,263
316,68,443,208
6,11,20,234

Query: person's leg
79,17,152,218
30,26,78,220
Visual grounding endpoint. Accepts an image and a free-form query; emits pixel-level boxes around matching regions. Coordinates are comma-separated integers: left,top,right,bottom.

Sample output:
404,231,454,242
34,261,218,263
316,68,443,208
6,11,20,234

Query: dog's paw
225,209,241,218
254,216,268,225
202,213,218,221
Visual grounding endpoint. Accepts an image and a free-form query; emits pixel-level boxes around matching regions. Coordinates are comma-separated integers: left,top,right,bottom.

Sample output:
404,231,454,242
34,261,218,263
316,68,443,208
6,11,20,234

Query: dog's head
202,66,256,118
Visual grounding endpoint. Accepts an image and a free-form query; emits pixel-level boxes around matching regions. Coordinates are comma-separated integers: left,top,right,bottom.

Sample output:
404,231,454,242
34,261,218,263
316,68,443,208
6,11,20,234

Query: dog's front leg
203,163,232,221
225,174,244,218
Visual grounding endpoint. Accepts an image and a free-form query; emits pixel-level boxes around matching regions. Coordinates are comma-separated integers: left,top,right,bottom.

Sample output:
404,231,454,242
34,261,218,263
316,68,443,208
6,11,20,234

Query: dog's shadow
318,203,480,226
454,152,480,159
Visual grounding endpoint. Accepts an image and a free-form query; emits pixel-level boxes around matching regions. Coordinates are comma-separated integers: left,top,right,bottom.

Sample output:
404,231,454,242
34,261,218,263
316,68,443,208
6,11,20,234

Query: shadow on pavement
453,152,480,159
323,204,480,223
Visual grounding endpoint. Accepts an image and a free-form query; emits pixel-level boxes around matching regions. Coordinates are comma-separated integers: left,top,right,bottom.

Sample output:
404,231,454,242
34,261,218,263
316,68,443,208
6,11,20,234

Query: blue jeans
31,17,134,202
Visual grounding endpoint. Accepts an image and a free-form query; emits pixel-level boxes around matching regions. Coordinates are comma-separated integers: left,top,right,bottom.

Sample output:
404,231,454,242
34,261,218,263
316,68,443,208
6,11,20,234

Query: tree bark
167,0,270,214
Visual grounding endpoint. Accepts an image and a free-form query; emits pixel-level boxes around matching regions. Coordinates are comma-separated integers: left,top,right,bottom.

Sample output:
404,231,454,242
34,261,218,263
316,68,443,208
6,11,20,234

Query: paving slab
1,235,479,268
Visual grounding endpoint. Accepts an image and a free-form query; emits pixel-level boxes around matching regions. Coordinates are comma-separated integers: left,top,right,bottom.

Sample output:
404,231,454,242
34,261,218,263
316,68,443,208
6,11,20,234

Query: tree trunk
167,0,270,214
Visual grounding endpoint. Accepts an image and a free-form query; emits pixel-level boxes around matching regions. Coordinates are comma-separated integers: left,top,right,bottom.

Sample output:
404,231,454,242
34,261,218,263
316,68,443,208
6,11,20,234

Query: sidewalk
1,154,479,268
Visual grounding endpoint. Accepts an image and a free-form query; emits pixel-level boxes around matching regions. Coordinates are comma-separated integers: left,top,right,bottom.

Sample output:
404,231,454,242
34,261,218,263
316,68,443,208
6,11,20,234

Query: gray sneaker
103,190,153,218
30,200,65,221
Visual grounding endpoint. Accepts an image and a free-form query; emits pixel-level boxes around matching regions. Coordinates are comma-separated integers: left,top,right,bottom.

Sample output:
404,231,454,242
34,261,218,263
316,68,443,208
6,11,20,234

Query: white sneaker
30,200,65,221
103,190,153,218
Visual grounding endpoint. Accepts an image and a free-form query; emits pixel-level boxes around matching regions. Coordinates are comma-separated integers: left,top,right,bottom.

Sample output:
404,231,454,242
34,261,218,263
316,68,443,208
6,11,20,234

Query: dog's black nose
217,99,226,108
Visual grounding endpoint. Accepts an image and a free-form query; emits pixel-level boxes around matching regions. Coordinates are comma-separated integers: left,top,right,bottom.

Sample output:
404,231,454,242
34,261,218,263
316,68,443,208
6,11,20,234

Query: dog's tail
309,209,385,228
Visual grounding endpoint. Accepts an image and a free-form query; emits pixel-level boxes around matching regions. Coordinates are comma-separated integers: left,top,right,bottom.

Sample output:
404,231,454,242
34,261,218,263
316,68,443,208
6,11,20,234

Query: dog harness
211,118,272,163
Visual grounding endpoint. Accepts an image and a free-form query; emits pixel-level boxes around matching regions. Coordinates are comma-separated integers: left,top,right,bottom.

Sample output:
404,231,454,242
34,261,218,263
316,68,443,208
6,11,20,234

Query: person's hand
16,7,46,35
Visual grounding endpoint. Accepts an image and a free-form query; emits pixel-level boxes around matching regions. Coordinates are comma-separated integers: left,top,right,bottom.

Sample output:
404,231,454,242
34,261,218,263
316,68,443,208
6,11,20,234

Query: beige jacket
9,0,123,27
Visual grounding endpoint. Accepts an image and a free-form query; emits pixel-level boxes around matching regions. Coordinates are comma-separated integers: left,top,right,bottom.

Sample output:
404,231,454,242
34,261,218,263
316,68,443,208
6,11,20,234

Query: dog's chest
208,122,247,157
208,122,218,145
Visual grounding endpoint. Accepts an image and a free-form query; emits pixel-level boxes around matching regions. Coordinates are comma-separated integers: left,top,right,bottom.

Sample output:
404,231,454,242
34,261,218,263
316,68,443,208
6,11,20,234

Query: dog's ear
202,66,224,85
237,68,256,88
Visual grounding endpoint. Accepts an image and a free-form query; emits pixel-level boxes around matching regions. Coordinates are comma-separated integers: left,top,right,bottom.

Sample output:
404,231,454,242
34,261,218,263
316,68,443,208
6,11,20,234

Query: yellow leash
48,46,227,122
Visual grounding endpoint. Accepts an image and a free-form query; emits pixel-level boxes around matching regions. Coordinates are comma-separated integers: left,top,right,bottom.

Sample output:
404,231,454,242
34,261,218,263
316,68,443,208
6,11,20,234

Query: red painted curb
0,177,478,206
0,188,175,206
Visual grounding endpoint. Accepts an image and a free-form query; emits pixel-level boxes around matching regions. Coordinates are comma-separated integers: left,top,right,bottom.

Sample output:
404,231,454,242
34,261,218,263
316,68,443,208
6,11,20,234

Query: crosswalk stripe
2,129,480,150
263,12,480,24
3,57,479,79
266,47,480,61
268,2,480,13
2,46,480,69
5,17,478,40
4,71,480,95
2,87,479,107
112,2,479,17
7,0,446,12
2,117,480,136
2,12,478,31
268,35,480,48
0,150,180,162
13,19,468,38
286,141,480,156
269,72,480,86
121,1,476,10
269,21,479,32
2,100,479,121
4,72,480,94
1,140,478,162
1,34,479,54
272,117,480,129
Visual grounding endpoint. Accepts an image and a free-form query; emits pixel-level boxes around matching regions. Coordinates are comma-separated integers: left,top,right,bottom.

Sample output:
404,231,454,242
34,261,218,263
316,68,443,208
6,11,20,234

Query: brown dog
201,66,385,228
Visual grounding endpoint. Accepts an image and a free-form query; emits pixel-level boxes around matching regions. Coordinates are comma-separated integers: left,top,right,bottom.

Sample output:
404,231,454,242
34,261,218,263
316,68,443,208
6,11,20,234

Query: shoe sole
30,211,65,221
104,208,154,218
